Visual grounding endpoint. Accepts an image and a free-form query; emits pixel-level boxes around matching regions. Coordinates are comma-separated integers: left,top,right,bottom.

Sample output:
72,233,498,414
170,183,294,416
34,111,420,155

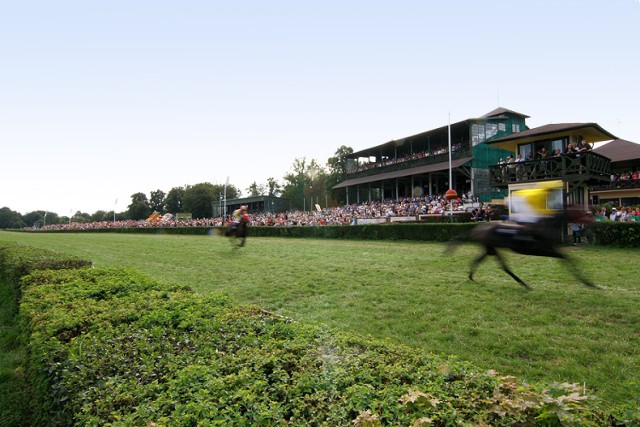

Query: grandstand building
333,107,618,209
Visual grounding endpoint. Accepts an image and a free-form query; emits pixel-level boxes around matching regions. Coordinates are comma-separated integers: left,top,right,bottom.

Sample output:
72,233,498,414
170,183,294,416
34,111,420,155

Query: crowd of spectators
28,193,478,231
353,143,464,173
610,170,640,183
595,206,640,222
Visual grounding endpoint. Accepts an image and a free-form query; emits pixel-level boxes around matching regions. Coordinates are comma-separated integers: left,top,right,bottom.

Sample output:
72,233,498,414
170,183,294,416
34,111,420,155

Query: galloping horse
449,207,597,289
223,216,249,248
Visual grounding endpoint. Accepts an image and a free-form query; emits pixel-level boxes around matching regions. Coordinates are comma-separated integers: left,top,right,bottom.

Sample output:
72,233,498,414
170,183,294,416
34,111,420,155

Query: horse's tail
444,230,471,255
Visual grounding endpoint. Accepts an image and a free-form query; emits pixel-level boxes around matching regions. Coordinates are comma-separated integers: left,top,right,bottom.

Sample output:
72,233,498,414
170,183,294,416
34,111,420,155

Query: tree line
1,146,354,228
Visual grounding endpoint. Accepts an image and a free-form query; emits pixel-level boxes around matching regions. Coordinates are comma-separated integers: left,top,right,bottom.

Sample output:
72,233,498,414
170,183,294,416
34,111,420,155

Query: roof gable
480,107,530,119
593,139,640,162
488,123,616,144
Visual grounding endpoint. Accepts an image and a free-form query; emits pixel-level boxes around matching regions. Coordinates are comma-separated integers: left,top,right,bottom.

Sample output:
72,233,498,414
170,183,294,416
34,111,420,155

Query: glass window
512,123,520,133
498,123,506,132
471,124,485,146
486,123,498,139
518,144,533,159
550,139,565,153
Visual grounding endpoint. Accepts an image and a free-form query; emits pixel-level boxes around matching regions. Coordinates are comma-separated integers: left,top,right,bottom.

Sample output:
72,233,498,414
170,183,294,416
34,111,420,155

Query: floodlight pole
448,112,452,187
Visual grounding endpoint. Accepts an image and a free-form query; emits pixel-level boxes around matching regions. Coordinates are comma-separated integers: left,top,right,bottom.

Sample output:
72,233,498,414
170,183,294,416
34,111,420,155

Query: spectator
577,139,592,153
570,222,582,245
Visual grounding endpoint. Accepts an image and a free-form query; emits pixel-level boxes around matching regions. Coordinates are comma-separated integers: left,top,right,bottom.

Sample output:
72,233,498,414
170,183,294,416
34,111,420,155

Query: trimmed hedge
15,223,479,242
590,222,640,247
1,243,635,426
15,220,639,247
0,243,92,311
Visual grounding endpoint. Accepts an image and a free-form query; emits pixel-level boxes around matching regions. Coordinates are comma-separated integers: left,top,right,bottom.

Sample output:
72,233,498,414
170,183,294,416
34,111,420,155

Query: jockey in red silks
231,205,249,229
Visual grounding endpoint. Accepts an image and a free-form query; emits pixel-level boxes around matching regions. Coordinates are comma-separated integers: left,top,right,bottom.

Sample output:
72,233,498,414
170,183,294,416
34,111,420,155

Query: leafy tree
281,158,325,210
183,183,218,219
266,177,281,197
127,193,152,220
221,183,240,201
0,207,25,228
165,187,185,214
21,210,62,227
22,210,46,228
90,210,111,222
149,189,166,213
326,145,354,205
72,211,92,223
246,182,265,197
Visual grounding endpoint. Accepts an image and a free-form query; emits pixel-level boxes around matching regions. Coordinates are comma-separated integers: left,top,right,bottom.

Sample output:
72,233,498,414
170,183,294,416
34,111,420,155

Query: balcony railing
347,150,472,178
488,152,611,186
591,178,640,191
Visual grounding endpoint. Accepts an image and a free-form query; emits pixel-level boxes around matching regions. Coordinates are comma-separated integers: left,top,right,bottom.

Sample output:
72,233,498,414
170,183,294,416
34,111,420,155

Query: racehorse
448,207,597,289
223,216,249,248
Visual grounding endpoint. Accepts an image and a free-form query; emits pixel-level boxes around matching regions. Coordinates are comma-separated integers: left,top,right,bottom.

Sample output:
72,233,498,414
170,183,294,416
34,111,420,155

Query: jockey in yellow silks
510,181,563,224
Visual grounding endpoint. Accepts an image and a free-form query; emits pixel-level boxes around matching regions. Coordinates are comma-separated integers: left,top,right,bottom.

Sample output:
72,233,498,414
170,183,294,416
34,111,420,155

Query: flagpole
223,176,229,219
448,112,452,186
446,112,457,223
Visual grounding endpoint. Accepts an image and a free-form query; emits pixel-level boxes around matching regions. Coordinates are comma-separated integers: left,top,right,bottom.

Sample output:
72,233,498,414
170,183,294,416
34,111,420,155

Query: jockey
231,205,249,227
510,181,563,224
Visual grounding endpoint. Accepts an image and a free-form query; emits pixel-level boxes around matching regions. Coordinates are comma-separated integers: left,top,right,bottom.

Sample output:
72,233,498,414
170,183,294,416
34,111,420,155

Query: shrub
2,243,637,426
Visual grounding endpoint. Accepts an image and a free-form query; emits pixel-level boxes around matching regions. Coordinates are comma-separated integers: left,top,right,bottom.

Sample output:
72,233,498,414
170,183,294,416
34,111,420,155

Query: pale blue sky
2,0,639,215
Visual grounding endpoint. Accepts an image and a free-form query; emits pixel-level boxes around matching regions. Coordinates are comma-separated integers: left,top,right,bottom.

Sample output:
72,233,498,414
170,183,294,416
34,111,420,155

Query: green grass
1,230,639,407
0,276,29,427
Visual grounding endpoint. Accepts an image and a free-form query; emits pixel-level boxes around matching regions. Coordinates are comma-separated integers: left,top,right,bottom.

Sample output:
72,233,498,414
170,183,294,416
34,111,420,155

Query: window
471,124,485,146
518,143,533,159
486,123,498,139
498,123,506,132
512,123,520,133
550,139,565,153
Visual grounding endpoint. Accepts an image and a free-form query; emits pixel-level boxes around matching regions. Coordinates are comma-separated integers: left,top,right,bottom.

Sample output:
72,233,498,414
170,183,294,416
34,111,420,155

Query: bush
591,222,640,247
2,243,637,425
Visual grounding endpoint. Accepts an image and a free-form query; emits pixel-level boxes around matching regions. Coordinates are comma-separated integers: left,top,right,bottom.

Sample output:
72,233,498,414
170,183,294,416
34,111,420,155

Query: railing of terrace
591,179,640,191
489,152,611,186
347,150,473,178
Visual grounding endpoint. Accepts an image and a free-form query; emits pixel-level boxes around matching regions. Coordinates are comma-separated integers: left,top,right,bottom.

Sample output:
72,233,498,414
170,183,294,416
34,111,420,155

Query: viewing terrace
488,151,611,187
345,145,471,179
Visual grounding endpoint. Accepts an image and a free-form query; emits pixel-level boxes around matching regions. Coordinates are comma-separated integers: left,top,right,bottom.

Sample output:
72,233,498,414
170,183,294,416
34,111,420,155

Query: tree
281,158,325,210
183,183,218,219
165,187,185,214
326,145,354,205
149,189,166,213
0,207,25,229
246,182,265,197
90,210,111,222
266,177,281,197
22,210,46,228
127,193,152,220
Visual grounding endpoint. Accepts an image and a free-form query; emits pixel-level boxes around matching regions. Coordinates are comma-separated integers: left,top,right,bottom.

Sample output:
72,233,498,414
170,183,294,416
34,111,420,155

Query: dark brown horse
223,218,249,248
449,207,597,289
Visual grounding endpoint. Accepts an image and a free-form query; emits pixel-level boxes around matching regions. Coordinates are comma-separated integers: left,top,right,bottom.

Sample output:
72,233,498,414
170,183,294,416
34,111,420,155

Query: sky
1,0,639,216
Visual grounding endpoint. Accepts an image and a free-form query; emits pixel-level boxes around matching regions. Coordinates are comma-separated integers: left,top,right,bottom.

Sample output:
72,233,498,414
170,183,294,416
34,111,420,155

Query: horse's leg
468,249,489,281
494,250,530,289
548,249,598,288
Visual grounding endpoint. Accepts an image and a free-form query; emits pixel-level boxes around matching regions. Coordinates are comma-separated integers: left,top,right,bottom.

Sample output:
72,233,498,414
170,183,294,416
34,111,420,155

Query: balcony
488,152,611,187
591,178,640,192
347,149,473,179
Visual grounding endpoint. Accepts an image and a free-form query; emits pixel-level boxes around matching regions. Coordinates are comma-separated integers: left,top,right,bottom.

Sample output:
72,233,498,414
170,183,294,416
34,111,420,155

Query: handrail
346,150,473,178
489,152,611,186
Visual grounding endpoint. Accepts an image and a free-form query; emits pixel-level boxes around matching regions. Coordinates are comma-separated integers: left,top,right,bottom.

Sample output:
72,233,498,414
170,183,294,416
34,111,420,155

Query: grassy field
1,230,639,406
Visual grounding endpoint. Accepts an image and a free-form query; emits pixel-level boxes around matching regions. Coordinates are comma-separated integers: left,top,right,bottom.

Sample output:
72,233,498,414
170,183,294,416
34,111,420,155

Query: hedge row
0,243,632,426
16,221,640,247
21,223,478,242
590,222,640,247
